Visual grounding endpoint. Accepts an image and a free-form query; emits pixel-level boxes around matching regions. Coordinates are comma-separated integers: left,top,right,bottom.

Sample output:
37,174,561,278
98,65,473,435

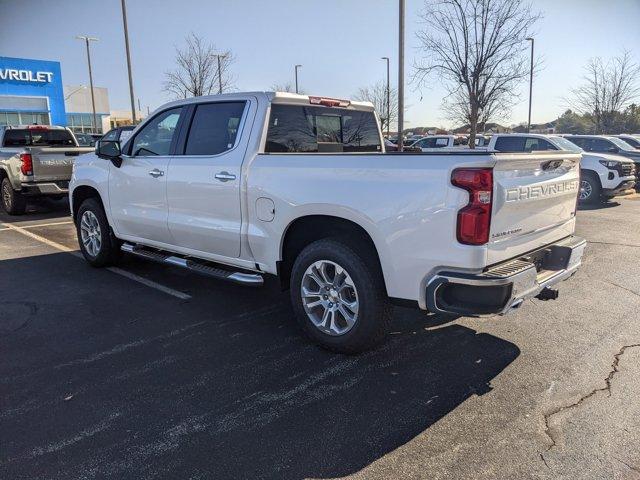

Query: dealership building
0,55,115,134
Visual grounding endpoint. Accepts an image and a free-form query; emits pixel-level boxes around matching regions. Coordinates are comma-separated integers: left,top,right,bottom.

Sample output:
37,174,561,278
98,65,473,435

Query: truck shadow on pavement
0,252,520,480
0,197,70,223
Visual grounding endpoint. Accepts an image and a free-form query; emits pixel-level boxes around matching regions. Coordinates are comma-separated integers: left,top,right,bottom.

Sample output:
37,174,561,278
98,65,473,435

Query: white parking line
20,220,75,229
2,222,191,300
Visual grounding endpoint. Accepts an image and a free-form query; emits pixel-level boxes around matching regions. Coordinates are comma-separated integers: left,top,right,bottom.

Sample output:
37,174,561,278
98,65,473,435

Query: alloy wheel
301,260,359,336
80,210,102,257
579,180,592,201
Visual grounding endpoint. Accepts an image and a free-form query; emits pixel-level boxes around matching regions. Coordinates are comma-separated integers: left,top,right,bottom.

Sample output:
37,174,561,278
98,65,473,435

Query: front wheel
290,238,392,354
579,172,601,204
76,198,120,267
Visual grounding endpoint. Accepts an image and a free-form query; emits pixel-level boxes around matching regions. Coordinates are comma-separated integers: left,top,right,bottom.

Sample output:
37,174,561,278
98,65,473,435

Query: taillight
451,168,493,245
20,153,33,176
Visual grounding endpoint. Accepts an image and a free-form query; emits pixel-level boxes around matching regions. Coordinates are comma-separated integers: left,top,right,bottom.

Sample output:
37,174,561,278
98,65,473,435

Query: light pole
214,54,227,94
381,56,390,138
76,36,99,134
397,0,405,151
121,0,137,124
294,64,302,94
526,37,534,133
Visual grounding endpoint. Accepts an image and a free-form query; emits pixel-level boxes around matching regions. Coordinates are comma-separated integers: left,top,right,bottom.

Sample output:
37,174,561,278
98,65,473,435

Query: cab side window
130,107,183,156
494,136,526,152
183,102,246,155
524,138,557,151
590,138,615,152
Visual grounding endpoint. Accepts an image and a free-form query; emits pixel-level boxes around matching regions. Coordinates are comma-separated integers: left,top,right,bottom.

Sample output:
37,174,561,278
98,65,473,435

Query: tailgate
30,147,93,182
488,152,581,265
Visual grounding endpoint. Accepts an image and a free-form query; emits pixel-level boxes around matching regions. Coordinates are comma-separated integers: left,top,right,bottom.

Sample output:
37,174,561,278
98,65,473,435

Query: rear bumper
425,236,586,316
602,179,636,197
21,181,69,196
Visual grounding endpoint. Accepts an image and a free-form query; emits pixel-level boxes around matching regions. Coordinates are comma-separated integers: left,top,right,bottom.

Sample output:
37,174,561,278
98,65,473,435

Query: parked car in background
474,135,492,148
101,125,135,144
0,125,94,214
71,92,585,353
75,132,98,147
614,134,640,150
489,134,636,203
563,135,640,190
383,138,421,152
410,135,457,151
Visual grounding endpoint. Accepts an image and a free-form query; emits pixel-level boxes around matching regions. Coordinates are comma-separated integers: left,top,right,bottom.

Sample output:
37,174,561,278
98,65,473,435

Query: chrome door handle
215,171,236,182
148,169,164,178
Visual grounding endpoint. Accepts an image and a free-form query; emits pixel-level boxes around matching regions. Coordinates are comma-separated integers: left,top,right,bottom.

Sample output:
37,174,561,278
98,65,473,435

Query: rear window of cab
265,104,381,153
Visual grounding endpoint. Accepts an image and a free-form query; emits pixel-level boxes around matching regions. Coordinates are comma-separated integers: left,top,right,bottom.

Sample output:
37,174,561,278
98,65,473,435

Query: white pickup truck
70,92,586,353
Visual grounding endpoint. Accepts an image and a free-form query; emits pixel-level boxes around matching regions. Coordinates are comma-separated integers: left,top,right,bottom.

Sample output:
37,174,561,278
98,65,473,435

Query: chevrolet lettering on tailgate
505,180,580,202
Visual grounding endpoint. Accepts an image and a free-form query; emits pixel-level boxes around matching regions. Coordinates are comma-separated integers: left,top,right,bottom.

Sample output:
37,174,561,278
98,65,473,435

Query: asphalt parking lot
1,196,639,480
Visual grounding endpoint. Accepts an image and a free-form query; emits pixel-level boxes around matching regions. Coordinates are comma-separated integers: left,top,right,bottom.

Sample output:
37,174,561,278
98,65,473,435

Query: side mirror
96,140,123,167
608,146,619,153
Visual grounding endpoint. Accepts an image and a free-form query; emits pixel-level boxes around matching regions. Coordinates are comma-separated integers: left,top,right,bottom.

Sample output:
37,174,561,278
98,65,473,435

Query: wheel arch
72,185,105,224
278,214,387,294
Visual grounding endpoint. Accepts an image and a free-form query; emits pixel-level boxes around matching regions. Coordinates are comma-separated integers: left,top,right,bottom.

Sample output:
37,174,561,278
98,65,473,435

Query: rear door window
524,138,557,151
183,102,246,155
265,105,381,153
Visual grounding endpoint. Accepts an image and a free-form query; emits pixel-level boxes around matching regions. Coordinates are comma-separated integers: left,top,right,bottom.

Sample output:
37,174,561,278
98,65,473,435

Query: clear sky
1,0,639,129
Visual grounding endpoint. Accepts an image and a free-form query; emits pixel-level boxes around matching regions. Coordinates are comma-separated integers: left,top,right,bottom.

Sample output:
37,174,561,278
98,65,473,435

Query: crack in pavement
602,280,640,299
539,343,640,467
614,456,640,475
587,240,640,248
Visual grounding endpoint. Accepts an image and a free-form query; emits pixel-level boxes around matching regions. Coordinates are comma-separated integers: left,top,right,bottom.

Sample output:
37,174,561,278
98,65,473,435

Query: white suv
488,134,636,203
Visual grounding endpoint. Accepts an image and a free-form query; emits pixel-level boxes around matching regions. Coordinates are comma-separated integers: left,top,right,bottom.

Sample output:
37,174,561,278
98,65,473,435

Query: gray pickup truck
0,125,94,214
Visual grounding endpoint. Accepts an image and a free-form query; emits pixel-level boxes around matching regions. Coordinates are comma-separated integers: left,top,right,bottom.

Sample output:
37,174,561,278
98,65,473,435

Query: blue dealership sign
0,56,66,125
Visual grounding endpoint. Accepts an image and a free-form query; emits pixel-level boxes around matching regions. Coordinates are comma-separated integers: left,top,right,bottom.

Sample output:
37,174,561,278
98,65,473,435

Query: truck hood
583,152,636,164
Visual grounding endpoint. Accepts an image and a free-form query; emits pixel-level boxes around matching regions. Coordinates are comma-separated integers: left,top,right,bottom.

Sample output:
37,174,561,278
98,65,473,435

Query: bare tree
414,0,541,147
568,51,640,134
354,81,398,135
270,82,305,94
164,33,235,99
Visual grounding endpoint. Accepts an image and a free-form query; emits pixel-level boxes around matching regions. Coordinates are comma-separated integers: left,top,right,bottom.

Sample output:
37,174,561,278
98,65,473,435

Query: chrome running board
121,243,264,287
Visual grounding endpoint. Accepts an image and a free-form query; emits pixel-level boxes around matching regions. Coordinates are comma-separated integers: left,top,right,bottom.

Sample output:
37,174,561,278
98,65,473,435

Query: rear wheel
579,172,601,204
290,238,392,354
1,177,27,215
76,198,121,267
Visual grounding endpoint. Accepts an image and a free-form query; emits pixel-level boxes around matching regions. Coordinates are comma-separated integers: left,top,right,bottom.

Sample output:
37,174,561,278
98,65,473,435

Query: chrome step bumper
425,236,587,316
121,243,264,287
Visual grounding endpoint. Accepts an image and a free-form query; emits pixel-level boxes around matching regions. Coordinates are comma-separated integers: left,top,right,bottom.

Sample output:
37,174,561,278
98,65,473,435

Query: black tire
290,238,393,354
1,177,27,215
76,198,121,267
579,172,601,204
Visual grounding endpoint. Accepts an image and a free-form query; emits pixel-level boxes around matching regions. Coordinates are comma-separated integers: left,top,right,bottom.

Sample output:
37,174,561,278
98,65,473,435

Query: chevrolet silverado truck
488,134,636,203
70,92,586,353
0,125,94,214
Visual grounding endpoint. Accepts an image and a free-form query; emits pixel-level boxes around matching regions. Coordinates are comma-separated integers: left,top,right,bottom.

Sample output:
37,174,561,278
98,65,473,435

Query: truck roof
159,91,375,112
1,125,68,130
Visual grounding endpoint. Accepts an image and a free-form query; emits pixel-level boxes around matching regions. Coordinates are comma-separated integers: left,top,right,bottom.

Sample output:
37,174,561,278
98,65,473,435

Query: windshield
608,137,636,151
551,136,582,152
